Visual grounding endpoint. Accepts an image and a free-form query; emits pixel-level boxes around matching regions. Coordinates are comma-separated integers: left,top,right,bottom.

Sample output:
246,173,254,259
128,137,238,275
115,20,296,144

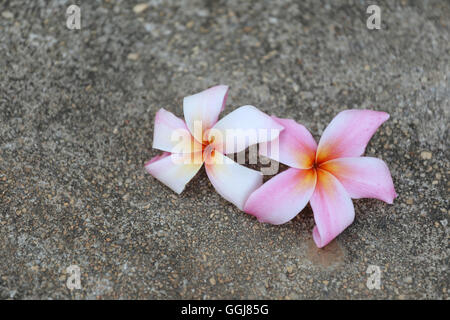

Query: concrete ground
0,0,448,299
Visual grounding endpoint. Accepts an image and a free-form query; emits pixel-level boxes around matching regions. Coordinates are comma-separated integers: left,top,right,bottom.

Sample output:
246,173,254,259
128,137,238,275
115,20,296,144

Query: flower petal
210,105,284,154
310,169,355,248
153,108,202,153
260,116,317,169
320,157,397,204
316,110,390,164
183,85,229,143
145,152,203,194
244,168,317,225
204,150,262,210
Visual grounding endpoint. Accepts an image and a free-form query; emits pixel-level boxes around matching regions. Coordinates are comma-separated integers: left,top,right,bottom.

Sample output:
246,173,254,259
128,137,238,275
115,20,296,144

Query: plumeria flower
145,85,284,210
244,110,397,248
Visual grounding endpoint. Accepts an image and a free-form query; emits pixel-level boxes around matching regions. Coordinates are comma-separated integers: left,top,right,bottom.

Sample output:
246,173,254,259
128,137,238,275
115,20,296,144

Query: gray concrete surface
0,0,448,299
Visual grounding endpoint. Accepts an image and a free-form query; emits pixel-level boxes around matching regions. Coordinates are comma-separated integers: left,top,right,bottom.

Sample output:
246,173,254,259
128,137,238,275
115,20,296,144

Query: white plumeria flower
145,85,283,210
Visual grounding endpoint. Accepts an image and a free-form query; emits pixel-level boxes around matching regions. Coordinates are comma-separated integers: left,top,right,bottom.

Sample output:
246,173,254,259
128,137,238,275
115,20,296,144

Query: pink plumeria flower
145,85,284,210
244,110,397,248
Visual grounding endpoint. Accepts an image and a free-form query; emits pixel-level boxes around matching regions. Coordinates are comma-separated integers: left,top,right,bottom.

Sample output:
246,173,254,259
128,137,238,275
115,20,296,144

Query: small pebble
2,11,14,19
127,53,139,61
420,151,432,160
404,276,413,284
133,4,149,14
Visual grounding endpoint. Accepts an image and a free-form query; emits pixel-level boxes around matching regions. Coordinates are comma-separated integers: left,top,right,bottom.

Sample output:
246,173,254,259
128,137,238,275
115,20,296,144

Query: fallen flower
244,110,397,248
145,85,283,210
